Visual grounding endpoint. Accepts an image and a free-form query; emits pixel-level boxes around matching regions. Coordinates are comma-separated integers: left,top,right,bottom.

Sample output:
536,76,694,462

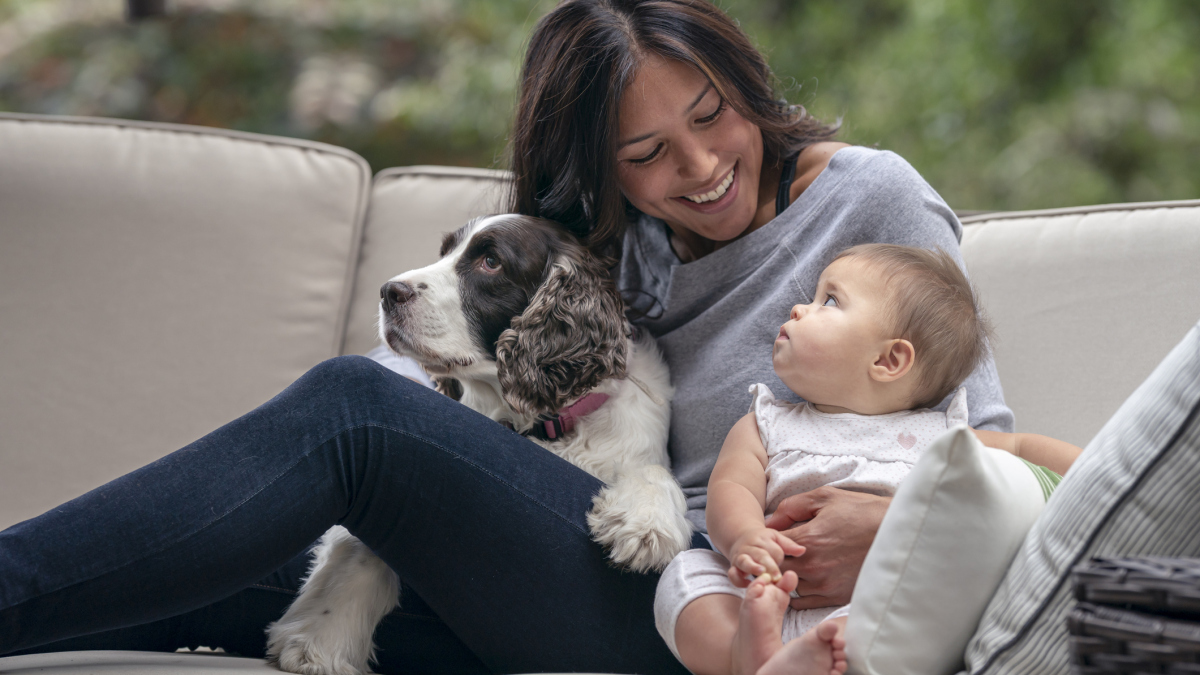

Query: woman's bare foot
730,571,797,675
757,616,848,675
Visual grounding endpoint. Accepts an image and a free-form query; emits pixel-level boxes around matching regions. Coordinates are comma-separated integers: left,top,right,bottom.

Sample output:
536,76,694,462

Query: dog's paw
267,615,372,675
266,528,399,675
588,475,691,573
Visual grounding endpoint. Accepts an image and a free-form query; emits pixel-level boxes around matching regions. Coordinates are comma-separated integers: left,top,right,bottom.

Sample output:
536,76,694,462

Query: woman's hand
725,527,806,588
764,486,890,610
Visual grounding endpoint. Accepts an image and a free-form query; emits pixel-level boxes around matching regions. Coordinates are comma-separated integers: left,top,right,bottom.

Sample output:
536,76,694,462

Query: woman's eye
823,295,837,307
628,144,662,165
697,100,726,125
482,256,501,271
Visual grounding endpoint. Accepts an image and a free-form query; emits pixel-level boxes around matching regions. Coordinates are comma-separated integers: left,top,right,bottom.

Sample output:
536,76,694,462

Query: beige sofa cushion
0,113,370,530
341,166,508,356
960,200,1200,447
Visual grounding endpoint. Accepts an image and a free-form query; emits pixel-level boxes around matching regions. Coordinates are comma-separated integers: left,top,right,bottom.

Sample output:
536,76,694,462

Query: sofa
1,111,1198,673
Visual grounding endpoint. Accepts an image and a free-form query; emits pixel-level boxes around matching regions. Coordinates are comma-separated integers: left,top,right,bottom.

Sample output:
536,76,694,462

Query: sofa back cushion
0,113,370,530
959,201,1200,446
341,166,508,357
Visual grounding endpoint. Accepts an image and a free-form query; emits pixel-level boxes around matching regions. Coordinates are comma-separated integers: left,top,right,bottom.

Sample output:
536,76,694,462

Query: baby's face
773,256,893,408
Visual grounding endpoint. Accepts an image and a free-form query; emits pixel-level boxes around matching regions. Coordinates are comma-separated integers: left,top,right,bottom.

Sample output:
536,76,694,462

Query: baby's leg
732,572,796,675
757,616,848,675
674,593,742,675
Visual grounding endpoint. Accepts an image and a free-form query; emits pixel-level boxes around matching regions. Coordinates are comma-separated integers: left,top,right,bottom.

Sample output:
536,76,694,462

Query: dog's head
379,214,629,417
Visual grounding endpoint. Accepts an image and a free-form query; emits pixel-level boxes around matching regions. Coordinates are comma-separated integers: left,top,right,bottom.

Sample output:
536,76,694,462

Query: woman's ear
494,250,628,418
870,339,915,383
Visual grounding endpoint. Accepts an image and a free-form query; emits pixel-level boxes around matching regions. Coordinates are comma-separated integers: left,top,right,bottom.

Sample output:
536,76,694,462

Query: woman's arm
971,428,1082,476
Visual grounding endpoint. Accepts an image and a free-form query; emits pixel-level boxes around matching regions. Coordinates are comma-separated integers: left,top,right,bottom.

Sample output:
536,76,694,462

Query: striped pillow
962,319,1200,673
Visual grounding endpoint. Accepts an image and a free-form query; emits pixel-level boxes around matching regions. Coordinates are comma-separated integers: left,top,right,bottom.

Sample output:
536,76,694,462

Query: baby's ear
870,339,915,382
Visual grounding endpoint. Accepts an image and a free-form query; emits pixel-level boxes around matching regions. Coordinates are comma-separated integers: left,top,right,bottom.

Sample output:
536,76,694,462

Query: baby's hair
834,244,992,409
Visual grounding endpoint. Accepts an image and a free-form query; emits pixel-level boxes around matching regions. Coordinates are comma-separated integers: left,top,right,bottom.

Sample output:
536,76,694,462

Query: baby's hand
727,528,806,588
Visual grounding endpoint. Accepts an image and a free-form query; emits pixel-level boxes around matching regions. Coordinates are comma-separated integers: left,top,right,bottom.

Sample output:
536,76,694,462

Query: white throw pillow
845,425,1057,675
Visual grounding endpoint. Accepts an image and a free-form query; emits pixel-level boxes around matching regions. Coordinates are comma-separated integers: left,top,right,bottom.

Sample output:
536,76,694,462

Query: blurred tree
0,0,1196,210
0,0,551,170
732,0,1200,208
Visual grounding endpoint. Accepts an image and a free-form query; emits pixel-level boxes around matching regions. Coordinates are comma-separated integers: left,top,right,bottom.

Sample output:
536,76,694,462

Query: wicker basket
1069,557,1200,674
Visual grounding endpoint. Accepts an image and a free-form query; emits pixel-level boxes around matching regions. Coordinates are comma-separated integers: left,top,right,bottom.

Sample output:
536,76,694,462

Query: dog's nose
381,281,417,309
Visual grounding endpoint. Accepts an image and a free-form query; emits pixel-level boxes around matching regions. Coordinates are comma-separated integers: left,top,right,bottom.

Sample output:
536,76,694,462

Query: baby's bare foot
730,572,796,675
756,616,848,675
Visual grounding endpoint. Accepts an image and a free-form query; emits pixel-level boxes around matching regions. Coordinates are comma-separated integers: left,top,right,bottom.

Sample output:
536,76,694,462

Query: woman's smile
674,163,740,214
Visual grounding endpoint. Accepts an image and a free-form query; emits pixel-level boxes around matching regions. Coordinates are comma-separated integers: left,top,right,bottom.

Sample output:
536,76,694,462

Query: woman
0,0,1012,673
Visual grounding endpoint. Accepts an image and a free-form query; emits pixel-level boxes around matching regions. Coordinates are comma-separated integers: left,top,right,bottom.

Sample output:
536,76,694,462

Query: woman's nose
675,134,718,181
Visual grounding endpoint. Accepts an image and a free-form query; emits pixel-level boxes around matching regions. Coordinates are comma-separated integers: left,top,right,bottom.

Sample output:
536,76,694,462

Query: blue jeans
0,356,700,673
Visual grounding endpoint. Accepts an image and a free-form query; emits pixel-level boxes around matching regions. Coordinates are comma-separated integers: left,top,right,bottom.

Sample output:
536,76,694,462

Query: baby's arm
971,428,1082,476
709,413,805,586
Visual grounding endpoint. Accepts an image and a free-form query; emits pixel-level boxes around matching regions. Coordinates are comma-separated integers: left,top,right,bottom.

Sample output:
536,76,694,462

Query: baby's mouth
777,326,789,340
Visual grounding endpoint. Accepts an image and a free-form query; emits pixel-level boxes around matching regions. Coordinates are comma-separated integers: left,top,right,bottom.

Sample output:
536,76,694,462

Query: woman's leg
9,550,490,674
0,356,689,674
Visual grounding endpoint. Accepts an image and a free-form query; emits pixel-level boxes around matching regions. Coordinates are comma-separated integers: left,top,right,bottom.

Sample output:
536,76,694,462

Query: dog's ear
495,249,629,418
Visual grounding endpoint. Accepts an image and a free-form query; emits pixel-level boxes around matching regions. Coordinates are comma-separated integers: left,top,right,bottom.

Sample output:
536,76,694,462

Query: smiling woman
508,0,838,263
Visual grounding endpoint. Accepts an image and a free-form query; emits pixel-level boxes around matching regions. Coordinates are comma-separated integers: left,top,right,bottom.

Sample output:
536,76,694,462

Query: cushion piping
373,165,510,182
960,199,1200,225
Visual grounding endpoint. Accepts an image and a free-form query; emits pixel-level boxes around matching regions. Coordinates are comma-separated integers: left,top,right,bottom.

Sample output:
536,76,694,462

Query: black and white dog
266,215,691,675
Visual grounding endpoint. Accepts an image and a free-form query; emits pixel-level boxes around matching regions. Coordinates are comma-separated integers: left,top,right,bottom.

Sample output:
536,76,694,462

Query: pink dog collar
540,392,611,440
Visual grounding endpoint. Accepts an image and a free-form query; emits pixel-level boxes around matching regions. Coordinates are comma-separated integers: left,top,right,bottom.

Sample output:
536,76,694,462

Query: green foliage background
1,0,1197,210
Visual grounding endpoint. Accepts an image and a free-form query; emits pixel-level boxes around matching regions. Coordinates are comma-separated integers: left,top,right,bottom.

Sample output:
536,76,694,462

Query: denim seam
249,584,296,594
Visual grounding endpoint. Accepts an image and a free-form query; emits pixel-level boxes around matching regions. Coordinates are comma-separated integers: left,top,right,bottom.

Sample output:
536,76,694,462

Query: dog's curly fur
496,249,628,417
266,215,691,675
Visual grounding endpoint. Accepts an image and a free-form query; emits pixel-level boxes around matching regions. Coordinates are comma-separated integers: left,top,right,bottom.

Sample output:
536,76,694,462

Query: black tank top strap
776,151,801,217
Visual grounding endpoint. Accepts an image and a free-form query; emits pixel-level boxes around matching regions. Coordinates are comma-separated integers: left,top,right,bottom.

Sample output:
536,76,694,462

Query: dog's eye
482,256,501,272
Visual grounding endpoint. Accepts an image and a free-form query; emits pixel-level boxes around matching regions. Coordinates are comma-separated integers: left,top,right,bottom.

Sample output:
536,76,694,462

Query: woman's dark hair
508,0,838,260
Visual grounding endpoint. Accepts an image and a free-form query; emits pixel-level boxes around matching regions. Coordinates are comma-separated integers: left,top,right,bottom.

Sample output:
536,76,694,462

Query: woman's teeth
684,168,735,204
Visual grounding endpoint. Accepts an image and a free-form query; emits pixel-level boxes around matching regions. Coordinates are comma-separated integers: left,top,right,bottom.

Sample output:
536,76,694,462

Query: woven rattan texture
1069,558,1200,674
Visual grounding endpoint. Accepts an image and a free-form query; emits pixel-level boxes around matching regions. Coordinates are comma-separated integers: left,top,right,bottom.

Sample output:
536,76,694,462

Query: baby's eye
823,296,837,307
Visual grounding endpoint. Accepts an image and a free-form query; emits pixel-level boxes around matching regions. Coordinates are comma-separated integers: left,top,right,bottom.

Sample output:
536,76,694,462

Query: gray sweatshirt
617,146,1014,533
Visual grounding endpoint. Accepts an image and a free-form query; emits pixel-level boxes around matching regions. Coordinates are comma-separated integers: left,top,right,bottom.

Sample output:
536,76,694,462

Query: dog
265,214,692,675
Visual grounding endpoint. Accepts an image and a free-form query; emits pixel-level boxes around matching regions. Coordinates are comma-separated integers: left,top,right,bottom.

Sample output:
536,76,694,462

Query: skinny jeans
0,356,699,674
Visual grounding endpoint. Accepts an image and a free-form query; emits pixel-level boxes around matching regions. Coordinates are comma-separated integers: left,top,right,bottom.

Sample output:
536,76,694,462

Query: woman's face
615,57,765,246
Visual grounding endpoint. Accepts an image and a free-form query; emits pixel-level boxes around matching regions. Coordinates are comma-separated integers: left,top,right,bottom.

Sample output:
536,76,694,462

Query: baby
654,244,1081,675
